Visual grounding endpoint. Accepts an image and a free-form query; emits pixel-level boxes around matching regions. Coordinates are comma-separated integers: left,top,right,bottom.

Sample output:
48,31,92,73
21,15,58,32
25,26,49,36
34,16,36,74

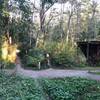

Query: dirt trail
3,58,100,81
6,61,99,81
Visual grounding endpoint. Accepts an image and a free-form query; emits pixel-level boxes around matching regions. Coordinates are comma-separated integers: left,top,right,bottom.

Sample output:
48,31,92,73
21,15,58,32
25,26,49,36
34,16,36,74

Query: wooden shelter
77,41,100,65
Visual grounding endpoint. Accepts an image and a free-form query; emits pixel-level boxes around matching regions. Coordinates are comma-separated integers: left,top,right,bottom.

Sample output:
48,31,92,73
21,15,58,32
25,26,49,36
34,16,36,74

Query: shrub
51,52,75,67
23,48,45,68
22,41,86,69
44,42,58,54
51,50,87,68
0,60,15,69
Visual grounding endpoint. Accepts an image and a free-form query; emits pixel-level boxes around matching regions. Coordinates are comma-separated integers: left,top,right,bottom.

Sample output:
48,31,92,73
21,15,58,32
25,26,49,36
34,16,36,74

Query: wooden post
38,62,41,69
46,53,51,67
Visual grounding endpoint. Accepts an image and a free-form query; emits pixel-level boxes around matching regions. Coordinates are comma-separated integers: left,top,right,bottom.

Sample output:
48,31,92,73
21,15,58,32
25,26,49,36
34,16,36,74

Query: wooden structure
77,41,100,65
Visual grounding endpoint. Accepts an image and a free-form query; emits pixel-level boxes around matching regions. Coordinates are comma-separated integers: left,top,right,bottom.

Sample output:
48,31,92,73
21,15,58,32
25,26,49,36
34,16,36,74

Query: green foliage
5,0,36,58
0,0,99,68
23,48,45,67
4,62,15,69
0,74,100,99
0,75,44,100
43,41,86,68
52,52,75,67
41,0,57,5
44,42,58,54
0,48,2,61
79,31,88,41
45,0,54,4
52,25,64,42
0,0,9,17
0,0,9,34
0,0,35,56
42,78,100,100
0,59,15,69
96,21,100,36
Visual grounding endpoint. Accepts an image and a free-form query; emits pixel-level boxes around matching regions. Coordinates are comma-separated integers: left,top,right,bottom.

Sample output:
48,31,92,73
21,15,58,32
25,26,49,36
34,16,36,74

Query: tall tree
39,0,57,43
66,0,76,43
88,0,98,39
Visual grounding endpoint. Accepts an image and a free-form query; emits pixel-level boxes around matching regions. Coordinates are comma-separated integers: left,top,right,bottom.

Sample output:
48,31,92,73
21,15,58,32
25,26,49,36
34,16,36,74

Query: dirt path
17,68,100,80
4,63,100,81
4,63,98,81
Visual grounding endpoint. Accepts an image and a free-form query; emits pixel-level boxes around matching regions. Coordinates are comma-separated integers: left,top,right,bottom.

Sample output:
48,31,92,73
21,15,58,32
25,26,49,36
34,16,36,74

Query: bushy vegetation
0,74,100,100
42,78,100,100
21,48,45,68
0,74,44,100
45,42,86,68
20,41,87,69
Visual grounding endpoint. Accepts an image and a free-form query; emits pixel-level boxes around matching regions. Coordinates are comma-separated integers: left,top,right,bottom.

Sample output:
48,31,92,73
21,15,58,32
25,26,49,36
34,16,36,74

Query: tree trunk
40,3,46,45
66,13,73,43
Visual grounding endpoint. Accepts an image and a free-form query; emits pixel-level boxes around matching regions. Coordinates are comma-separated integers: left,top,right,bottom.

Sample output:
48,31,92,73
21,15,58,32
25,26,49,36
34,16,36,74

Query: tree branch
44,0,58,13
45,14,60,26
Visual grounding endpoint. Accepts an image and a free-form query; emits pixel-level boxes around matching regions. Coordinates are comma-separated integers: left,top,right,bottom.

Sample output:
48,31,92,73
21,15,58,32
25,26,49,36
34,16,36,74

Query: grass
88,70,100,75
0,73,100,100
73,66,100,70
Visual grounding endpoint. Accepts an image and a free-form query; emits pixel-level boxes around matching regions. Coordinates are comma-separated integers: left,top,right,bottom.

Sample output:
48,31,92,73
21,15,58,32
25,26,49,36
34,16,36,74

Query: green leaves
42,78,100,100
24,48,45,67
0,75,44,100
0,74,100,100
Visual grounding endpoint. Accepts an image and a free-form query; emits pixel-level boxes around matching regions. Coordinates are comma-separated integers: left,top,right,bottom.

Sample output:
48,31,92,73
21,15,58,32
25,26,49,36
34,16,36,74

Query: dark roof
77,41,100,45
